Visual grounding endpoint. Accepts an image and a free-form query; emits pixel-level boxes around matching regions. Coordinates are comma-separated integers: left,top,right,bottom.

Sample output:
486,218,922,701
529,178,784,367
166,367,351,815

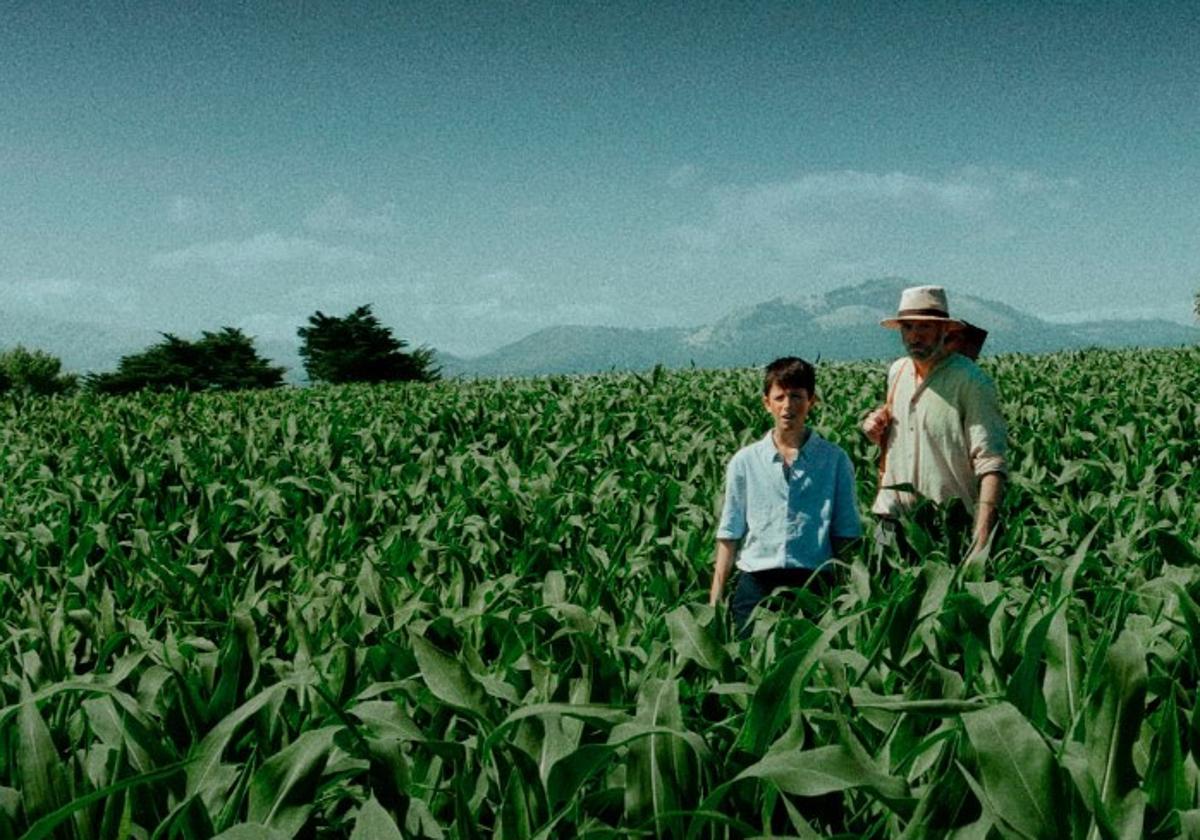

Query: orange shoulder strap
885,358,909,412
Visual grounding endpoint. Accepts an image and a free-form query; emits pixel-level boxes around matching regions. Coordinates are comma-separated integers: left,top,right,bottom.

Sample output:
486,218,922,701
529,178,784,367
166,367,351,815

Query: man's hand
968,472,1005,564
861,406,892,445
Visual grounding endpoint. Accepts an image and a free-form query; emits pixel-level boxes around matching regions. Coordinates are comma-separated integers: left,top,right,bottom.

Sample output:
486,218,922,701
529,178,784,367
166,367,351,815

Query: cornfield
1,346,1198,839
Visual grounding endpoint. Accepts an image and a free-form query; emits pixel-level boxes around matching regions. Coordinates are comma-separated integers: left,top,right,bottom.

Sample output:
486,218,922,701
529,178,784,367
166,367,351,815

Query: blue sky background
2,1,1198,359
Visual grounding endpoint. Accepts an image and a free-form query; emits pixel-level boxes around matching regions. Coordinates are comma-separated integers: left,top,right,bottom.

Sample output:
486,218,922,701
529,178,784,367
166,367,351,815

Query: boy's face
762,384,814,433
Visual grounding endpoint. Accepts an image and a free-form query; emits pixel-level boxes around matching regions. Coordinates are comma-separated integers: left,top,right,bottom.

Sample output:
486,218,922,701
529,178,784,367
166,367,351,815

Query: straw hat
880,285,963,329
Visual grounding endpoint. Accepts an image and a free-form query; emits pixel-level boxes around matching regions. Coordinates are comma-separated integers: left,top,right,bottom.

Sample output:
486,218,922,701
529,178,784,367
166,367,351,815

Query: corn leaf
960,702,1059,839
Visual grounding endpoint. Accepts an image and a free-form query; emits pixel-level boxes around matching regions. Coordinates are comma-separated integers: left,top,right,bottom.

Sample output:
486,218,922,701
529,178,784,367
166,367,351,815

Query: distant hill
0,312,159,377
0,312,308,384
436,325,691,377
5,279,1196,382
441,278,1199,377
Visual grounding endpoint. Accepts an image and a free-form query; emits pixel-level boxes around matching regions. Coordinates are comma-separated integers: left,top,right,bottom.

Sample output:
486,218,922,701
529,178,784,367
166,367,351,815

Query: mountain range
437,278,1198,377
3,279,1195,381
0,312,306,383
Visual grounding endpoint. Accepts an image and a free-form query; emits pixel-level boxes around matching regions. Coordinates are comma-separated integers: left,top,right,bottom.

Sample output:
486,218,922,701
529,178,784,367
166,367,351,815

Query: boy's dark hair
763,357,816,396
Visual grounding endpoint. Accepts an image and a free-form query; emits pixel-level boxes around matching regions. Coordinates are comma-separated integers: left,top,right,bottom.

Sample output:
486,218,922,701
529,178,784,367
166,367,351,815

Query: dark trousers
873,513,996,566
873,516,918,562
731,567,832,638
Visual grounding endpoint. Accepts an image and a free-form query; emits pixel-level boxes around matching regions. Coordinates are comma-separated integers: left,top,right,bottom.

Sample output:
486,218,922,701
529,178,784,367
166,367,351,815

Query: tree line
0,305,437,397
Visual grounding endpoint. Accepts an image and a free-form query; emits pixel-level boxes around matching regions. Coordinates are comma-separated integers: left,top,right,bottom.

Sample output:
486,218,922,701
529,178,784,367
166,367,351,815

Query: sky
2,1,1198,362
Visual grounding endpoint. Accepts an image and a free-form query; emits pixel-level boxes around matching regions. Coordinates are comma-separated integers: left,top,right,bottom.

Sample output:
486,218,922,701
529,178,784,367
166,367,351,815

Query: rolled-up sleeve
716,456,747,540
965,376,1007,477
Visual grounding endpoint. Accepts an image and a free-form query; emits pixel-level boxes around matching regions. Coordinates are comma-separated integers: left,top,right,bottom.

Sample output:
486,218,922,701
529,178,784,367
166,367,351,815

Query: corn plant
0,347,1198,838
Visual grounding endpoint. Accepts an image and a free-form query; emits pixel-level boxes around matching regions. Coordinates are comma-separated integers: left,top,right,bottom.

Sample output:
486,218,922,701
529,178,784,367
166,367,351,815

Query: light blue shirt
717,430,863,572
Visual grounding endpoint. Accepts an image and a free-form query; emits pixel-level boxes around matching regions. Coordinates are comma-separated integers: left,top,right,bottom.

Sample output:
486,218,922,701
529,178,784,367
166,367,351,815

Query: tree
0,346,78,395
1194,289,1199,321
89,328,285,394
297,304,438,384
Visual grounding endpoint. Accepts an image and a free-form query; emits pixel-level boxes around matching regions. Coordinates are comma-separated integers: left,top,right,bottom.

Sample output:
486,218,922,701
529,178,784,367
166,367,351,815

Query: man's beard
906,337,945,360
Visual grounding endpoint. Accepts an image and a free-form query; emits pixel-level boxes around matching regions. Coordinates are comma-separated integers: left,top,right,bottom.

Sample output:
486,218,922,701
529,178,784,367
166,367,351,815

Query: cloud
0,278,141,315
167,195,212,226
476,270,526,288
667,164,701,189
1044,302,1194,325
957,165,1080,197
151,232,374,271
231,311,305,343
666,166,1081,280
711,170,996,218
509,203,555,222
304,194,402,235
416,298,619,328
701,167,1080,225
404,275,625,355
417,269,534,308
0,278,82,305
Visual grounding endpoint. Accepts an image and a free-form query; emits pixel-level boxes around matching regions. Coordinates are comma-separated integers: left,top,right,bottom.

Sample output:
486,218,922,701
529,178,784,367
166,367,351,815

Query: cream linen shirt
872,353,1007,516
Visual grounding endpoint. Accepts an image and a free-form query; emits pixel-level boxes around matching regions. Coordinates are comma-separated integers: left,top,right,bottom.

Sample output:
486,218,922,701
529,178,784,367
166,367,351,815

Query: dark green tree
0,346,78,395
297,304,438,384
89,328,285,394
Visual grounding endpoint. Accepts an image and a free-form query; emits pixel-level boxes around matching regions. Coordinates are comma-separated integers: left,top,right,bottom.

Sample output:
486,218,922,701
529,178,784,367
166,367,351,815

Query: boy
709,357,862,635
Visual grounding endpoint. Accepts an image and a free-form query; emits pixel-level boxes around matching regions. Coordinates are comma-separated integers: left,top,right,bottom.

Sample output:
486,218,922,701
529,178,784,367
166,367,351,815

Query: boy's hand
710,539,737,607
861,406,892,445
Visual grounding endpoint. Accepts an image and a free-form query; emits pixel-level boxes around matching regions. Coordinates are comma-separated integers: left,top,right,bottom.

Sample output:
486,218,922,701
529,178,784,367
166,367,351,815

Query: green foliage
298,303,439,384
1,346,1198,837
0,345,78,395
88,327,285,394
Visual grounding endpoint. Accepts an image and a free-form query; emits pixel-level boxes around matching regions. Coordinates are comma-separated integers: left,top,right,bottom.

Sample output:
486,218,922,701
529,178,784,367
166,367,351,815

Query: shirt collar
757,429,819,462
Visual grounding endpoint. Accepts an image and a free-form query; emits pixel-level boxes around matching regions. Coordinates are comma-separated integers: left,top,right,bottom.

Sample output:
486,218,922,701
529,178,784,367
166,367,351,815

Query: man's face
900,320,949,361
763,384,814,433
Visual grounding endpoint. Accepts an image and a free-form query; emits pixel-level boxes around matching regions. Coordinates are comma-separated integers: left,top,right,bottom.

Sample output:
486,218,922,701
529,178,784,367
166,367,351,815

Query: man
861,286,1007,558
710,357,862,635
